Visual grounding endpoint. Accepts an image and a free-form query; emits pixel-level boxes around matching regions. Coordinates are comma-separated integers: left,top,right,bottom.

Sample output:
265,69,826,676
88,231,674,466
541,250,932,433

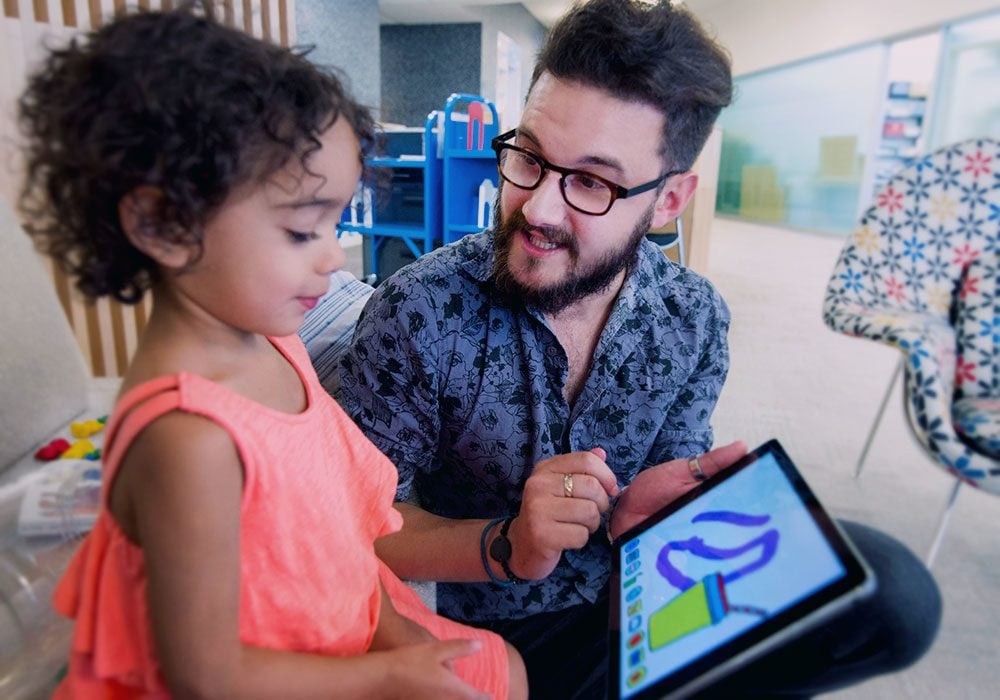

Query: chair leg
675,216,685,267
926,479,962,569
855,357,904,479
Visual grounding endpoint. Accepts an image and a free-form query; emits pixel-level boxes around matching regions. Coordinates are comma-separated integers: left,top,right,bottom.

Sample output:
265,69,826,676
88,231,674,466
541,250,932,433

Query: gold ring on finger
688,455,707,482
563,472,575,498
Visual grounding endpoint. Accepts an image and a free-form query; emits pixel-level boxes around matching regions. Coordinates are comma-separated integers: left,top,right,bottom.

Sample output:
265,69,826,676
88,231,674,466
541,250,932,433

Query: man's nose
520,171,568,228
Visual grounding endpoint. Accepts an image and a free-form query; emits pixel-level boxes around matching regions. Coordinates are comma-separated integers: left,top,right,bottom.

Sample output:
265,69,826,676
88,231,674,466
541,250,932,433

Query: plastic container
0,472,85,699
0,541,78,698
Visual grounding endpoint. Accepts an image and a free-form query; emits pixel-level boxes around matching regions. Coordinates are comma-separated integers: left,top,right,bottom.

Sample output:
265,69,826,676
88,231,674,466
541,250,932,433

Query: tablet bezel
608,439,874,700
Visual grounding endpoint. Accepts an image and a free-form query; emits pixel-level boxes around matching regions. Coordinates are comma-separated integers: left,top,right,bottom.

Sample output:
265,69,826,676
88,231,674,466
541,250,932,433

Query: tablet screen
611,440,870,699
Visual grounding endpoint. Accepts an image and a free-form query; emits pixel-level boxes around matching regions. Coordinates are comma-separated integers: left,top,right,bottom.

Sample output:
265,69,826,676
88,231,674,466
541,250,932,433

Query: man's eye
286,229,316,243
515,150,541,168
570,174,605,191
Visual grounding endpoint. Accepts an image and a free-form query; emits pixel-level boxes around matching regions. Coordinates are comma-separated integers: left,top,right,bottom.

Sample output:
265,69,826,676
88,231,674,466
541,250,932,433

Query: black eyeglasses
491,129,681,216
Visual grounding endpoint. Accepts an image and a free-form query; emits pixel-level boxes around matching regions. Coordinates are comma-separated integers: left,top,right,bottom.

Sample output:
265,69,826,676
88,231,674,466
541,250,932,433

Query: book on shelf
888,81,930,99
883,121,906,138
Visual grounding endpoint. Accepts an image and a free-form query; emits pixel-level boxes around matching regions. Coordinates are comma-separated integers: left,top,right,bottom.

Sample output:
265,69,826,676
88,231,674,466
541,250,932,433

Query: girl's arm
369,581,437,651
116,411,487,700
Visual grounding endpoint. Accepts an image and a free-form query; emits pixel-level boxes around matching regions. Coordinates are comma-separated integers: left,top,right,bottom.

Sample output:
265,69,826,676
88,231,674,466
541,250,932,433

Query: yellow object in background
739,165,785,222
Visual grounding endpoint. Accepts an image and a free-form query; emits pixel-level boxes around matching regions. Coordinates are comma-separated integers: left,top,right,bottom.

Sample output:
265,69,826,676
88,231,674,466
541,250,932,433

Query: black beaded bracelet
480,516,514,587
493,517,528,585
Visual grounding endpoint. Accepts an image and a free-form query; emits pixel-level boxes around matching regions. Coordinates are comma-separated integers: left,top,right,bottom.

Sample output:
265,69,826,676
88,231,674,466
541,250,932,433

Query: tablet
609,439,875,699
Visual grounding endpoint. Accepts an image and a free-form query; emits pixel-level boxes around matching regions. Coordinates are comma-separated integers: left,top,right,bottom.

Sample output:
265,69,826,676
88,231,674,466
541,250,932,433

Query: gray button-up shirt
335,231,730,622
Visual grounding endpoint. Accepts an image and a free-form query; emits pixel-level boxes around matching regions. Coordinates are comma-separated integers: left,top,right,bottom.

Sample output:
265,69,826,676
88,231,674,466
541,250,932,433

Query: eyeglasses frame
490,128,683,216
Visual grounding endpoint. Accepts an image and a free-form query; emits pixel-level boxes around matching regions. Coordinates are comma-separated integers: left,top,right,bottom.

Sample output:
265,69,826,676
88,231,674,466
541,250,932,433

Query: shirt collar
619,236,680,312
459,231,497,283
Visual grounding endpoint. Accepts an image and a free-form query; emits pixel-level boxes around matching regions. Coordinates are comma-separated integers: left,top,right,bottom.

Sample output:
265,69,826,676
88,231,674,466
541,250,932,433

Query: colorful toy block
61,439,96,460
34,438,71,461
71,419,106,439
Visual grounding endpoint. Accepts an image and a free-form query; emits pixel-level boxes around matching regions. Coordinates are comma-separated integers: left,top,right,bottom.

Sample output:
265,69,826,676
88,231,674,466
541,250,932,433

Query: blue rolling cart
337,111,443,280
338,94,500,281
440,94,500,245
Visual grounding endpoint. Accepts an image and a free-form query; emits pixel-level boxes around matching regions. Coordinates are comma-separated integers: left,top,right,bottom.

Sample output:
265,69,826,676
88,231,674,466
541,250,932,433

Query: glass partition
716,45,886,235
930,12,1000,149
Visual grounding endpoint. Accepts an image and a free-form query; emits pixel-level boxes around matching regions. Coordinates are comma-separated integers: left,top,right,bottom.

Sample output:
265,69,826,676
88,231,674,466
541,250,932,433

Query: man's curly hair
18,4,375,304
532,0,732,173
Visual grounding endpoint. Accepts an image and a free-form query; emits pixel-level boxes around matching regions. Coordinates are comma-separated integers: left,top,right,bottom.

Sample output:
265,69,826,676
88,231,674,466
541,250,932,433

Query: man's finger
575,450,619,496
540,450,619,497
555,472,610,510
695,440,749,479
550,495,605,530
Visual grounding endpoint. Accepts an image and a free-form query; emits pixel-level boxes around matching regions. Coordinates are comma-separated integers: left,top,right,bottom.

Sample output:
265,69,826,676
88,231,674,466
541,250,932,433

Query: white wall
298,0,380,114
693,0,1000,76
475,4,547,109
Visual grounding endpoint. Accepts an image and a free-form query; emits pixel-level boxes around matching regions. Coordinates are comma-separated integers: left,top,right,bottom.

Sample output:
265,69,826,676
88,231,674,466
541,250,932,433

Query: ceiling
377,0,730,27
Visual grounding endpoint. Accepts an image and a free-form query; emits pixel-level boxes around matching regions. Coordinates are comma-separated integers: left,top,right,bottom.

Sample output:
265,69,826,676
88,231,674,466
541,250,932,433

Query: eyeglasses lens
497,148,613,215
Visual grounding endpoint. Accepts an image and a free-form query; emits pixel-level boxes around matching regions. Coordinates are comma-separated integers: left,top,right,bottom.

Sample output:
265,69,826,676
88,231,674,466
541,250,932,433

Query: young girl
18,7,525,699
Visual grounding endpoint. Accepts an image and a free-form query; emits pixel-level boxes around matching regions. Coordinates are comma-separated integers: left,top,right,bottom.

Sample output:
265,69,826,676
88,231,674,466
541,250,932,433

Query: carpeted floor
707,217,999,699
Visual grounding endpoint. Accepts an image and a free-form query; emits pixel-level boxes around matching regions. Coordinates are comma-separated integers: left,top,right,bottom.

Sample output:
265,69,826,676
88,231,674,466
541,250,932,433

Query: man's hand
506,448,619,580
609,441,749,541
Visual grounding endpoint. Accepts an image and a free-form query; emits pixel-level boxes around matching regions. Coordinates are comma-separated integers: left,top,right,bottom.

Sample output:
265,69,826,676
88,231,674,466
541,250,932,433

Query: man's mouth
524,230,563,251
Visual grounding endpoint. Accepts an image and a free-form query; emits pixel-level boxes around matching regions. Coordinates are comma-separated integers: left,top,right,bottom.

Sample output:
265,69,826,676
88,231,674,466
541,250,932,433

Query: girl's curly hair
18,4,375,304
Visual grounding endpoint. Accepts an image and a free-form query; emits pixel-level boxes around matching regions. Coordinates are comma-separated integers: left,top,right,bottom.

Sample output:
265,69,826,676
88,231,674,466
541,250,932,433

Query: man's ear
118,187,191,268
650,172,698,230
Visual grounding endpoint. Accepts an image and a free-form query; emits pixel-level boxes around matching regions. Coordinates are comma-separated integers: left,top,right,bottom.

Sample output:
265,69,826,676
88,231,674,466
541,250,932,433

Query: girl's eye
286,229,316,244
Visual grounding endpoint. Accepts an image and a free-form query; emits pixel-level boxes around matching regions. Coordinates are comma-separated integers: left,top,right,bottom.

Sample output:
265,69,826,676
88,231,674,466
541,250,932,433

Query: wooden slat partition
1,0,296,376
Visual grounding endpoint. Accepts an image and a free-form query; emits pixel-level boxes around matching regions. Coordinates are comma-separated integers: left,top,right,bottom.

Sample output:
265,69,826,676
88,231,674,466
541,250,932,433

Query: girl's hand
369,581,437,651
383,639,490,700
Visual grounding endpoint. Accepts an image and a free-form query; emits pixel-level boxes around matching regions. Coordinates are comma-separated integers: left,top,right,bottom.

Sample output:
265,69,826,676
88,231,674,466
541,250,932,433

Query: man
329,1,940,697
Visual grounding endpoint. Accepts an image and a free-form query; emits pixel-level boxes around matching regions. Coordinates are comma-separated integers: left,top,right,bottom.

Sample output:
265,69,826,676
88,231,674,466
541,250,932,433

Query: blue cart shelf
337,111,443,280
338,94,500,281
441,93,500,245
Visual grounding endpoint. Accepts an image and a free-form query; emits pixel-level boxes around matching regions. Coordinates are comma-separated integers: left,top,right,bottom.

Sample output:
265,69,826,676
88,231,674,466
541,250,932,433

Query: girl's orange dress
52,334,508,698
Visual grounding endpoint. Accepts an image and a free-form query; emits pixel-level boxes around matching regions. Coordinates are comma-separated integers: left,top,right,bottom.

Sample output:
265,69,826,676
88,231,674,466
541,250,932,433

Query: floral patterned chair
823,137,999,565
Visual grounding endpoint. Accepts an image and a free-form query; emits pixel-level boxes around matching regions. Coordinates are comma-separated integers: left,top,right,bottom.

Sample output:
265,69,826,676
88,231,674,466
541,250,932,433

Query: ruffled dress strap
53,376,186,699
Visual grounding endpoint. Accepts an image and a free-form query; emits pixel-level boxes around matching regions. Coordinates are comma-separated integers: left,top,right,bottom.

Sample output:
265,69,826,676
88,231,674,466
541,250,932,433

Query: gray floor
707,218,999,699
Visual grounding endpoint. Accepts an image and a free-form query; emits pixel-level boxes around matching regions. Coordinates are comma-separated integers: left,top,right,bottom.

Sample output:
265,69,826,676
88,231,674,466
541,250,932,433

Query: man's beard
490,205,655,315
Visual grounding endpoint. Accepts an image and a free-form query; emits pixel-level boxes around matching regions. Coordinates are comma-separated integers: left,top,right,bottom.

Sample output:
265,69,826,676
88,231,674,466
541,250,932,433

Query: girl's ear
650,171,698,230
118,187,192,269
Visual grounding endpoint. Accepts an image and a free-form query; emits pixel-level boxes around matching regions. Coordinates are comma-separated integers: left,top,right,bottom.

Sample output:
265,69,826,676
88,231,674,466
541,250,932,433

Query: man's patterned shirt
335,232,730,622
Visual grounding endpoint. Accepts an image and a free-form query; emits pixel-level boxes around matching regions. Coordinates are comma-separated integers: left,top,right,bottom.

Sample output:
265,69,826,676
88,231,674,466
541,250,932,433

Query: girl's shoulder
105,370,245,544
106,335,312,495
